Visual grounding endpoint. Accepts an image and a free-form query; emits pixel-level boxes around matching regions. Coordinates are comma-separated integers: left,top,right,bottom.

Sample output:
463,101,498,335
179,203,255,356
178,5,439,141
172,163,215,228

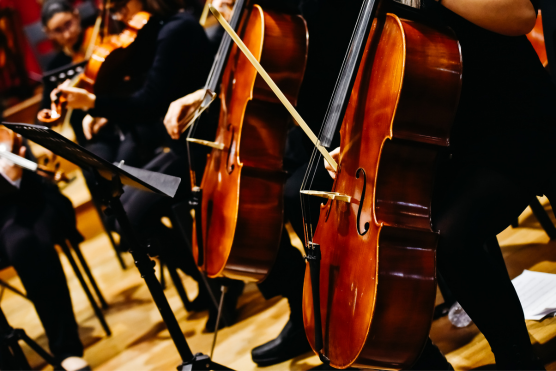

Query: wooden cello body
302,12,462,369
526,11,548,67
193,5,308,281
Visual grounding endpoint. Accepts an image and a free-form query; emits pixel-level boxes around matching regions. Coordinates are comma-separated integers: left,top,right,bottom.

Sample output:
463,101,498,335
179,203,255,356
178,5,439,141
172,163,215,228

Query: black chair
511,198,556,240
0,228,111,337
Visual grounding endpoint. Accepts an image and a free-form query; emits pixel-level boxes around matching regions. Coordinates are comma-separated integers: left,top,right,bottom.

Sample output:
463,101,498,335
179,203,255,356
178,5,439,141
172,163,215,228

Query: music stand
2,122,232,371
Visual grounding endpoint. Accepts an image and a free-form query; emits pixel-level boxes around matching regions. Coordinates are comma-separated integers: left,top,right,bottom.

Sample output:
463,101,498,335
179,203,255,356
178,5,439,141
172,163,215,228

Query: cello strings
185,0,246,187
300,0,373,246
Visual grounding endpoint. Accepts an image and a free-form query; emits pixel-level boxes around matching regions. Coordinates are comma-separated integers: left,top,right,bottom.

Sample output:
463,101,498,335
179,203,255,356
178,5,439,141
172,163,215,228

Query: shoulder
158,12,205,40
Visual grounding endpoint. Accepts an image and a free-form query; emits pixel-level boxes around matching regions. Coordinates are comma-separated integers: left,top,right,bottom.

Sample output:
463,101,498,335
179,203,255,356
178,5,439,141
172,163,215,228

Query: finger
327,170,336,179
60,79,72,88
83,121,92,140
18,146,26,158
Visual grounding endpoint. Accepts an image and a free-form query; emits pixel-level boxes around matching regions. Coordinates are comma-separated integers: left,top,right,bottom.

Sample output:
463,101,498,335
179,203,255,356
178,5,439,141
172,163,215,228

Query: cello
186,1,308,282
526,10,548,67
212,0,462,367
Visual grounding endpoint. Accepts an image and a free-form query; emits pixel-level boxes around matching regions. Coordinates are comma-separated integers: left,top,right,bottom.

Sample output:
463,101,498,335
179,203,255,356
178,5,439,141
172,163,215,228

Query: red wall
1,0,44,79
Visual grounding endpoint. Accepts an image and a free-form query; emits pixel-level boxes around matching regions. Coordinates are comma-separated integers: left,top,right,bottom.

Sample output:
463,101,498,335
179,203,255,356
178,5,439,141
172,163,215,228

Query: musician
322,0,555,369
55,0,218,316
0,134,89,371
163,0,363,365
40,0,150,169
41,0,92,69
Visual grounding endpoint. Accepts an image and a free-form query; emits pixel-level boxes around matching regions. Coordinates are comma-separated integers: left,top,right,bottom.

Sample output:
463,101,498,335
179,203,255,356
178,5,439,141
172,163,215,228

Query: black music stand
3,122,232,371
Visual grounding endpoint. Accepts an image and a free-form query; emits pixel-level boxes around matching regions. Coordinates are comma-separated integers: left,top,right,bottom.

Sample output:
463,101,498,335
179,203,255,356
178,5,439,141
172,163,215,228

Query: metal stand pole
98,173,232,370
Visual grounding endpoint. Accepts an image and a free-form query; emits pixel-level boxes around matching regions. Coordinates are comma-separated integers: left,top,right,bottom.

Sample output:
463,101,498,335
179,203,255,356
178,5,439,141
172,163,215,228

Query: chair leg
59,240,111,336
66,240,108,310
106,228,127,271
0,280,28,300
159,261,166,290
166,263,192,312
530,197,556,240
91,190,127,270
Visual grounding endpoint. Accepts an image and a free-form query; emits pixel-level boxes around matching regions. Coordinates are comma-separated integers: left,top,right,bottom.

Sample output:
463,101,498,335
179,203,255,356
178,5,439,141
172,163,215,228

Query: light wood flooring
1,176,556,370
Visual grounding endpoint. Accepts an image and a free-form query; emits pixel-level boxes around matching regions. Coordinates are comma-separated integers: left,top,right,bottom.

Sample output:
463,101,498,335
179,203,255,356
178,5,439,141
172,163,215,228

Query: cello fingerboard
393,0,421,8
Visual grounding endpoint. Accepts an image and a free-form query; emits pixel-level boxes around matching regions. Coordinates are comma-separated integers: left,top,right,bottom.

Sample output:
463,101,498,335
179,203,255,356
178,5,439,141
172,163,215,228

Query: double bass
212,0,462,368
187,1,308,282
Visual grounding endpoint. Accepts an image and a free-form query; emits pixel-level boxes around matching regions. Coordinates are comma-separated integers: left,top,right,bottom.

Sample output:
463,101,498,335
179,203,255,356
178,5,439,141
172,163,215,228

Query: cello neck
318,0,385,147
210,5,338,171
204,0,248,93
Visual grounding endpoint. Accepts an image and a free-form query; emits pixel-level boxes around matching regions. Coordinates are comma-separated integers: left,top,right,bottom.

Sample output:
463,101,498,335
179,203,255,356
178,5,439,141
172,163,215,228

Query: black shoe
494,345,546,370
188,293,211,312
411,338,453,370
204,280,245,333
251,318,312,367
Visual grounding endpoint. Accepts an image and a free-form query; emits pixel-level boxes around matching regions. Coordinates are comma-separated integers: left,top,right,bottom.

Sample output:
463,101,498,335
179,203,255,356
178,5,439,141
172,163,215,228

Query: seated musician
40,0,150,167
0,133,89,371
320,0,555,369
55,0,220,319
162,0,346,365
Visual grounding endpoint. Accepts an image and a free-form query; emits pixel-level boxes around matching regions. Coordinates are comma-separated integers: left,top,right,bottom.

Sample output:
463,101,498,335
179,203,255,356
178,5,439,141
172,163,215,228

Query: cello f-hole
226,127,236,174
356,167,369,236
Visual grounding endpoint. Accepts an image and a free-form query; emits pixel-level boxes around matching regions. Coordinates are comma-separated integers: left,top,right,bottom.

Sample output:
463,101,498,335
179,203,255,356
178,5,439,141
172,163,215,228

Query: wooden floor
2,175,556,370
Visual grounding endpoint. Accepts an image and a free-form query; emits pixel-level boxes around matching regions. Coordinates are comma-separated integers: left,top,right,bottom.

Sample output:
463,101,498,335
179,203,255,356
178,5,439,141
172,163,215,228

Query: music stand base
95,173,234,371
180,352,233,371
0,307,57,370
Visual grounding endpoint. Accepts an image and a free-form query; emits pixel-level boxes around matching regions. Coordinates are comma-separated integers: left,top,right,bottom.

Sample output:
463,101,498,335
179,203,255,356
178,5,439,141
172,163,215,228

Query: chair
0,229,111,337
511,198,556,240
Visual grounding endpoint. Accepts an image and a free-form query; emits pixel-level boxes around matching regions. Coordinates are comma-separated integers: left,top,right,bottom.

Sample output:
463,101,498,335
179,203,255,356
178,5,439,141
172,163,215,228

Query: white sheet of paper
512,270,556,320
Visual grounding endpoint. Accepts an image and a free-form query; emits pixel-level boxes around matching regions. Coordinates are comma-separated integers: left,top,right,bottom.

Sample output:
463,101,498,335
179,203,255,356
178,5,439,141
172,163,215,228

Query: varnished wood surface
304,13,462,369
196,6,308,282
1,189,556,370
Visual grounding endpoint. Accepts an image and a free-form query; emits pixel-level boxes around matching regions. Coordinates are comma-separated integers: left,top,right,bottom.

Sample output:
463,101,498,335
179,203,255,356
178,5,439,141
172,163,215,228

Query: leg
252,161,331,366
0,222,83,363
433,166,542,369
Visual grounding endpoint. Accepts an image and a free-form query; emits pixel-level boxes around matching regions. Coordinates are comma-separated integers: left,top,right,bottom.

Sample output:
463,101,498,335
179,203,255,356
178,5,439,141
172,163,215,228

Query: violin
526,11,548,67
213,0,462,367
187,2,308,282
37,11,153,125
0,127,69,183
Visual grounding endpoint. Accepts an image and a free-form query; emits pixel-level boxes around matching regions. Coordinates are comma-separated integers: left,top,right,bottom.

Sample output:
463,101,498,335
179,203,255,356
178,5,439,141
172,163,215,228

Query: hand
83,115,109,140
212,0,235,21
324,147,340,179
57,84,96,110
164,89,206,140
0,143,26,183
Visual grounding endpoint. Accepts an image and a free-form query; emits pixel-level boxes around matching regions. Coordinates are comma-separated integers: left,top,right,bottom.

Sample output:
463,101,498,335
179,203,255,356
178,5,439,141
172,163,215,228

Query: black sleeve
91,16,212,126
531,0,539,13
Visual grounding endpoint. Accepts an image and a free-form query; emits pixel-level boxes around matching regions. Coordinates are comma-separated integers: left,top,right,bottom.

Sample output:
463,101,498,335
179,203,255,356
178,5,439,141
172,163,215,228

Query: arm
61,17,212,126
439,0,537,36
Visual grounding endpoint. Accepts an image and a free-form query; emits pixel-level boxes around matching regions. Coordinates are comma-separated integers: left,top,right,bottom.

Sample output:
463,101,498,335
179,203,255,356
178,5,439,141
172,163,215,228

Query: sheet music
512,270,556,320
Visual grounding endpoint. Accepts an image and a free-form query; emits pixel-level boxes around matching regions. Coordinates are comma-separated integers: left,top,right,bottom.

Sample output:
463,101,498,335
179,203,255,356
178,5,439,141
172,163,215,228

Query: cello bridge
300,190,352,203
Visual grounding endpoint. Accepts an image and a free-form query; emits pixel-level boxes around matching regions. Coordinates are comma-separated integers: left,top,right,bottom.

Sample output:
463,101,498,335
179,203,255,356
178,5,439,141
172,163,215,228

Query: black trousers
0,184,83,363
114,150,204,283
257,127,334,326
431,161,545,366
